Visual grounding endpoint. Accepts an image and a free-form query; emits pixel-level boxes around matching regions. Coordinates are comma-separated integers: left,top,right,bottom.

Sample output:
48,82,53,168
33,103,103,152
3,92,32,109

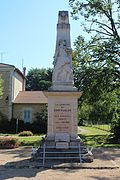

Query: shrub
111,118,120,143
0,112,10,133
0,136,20,149
33,107,47,133
0,107,48,134
18,131,33,136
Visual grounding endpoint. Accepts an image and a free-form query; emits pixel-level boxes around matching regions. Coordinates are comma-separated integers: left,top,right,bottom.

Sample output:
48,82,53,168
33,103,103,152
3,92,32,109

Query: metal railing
40,143,87,166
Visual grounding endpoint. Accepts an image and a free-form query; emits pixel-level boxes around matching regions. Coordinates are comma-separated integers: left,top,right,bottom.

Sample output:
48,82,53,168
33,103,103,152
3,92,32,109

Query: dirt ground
0,147,120,180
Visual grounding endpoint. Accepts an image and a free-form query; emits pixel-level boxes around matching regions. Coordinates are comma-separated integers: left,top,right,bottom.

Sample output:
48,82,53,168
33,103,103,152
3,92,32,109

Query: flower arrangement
0,136,20,149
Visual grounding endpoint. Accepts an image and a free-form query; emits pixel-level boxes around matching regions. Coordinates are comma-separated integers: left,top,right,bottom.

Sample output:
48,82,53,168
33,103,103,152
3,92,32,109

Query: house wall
13,103,47,122
0,70,13,119
13,71,24,100
0,66,25,120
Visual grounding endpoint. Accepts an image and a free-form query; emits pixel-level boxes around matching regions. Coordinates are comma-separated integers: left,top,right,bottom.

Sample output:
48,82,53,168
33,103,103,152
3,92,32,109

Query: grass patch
78,126,120,148
0,133,16,136
18,135,43,146
78,126,110,135
0,125,119,148
92,124,110,132
0,134,44,147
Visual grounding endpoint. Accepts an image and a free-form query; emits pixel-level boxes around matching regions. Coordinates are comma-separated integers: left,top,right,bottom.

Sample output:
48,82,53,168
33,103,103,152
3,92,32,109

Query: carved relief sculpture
51,11,75,90
52,40,74,84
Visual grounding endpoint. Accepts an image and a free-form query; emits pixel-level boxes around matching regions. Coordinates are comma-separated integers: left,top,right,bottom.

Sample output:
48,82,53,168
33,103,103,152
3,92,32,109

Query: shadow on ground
0,164,46,180
88,176,120,180
0,146,32,158
0,147,119,180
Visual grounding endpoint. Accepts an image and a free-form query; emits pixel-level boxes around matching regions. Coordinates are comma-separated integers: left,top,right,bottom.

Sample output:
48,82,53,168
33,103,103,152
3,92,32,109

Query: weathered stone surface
44,91,82,139
56,142,69,149
51,11,75,91
44,11,83,143
55,133,70,142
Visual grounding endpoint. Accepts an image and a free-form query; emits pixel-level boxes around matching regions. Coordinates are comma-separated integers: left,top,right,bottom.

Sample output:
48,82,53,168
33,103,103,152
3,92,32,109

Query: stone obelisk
52,11,75,91
45,11,82,147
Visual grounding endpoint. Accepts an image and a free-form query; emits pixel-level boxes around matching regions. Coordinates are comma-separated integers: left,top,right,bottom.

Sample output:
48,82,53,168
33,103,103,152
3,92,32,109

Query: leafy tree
73,36,119,130
33,106,48,133
70,0,120,141
69,0,120,40
26,68,52,91
70,0,120,72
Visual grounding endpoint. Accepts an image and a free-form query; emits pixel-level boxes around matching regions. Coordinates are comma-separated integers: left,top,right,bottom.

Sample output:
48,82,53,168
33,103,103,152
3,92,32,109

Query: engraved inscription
53,103,71,133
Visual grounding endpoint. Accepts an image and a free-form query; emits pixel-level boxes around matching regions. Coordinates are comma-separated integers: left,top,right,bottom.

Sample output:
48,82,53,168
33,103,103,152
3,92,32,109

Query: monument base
34,135,93,165
46,132,82,149
46,132,78,141
44,91,82,141
56,142,69,149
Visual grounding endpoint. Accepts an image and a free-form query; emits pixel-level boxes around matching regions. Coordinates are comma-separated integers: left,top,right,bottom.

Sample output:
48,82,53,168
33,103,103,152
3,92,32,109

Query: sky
0,0,83,72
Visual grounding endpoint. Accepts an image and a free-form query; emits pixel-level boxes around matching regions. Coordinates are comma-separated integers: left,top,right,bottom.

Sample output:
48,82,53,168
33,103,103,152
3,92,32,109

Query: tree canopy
69,0,120,40
69,0,120,69
70,0,120,141
26,68,52,91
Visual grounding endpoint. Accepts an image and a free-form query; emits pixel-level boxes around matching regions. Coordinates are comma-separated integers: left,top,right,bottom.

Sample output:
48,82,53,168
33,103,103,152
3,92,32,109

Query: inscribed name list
53,103,71,133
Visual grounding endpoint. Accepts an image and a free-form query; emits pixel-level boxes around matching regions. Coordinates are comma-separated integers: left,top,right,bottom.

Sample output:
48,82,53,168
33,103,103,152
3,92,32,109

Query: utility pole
22,58,23,69
0,52,5,63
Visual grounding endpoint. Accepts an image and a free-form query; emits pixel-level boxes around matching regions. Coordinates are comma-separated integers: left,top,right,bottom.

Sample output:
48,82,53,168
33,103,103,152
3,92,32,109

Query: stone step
39,156,81,159
34,138,93,164
38,154,84,157
39,151,80,154
38,148,87,153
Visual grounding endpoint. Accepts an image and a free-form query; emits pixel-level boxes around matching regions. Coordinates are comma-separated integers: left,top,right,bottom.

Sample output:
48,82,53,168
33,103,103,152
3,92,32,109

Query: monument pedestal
44,91,82,144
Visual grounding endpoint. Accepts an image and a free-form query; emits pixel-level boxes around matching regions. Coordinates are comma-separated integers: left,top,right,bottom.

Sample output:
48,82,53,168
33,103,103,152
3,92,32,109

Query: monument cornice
43,91,82,98
57,24,70,29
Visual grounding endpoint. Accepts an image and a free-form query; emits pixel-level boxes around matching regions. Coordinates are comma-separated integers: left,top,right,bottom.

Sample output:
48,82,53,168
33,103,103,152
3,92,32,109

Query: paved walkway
0,147,120,180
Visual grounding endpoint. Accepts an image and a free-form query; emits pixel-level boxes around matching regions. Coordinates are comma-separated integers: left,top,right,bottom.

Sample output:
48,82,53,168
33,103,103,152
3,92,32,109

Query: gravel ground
0,147,120,180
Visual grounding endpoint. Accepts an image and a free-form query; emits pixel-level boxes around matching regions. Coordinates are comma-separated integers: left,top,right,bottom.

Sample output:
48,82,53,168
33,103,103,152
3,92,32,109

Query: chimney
23,67,26,76
23,67,26,91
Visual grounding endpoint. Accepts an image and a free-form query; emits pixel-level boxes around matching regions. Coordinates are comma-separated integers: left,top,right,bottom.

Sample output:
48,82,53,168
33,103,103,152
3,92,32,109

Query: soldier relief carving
52,40,74,84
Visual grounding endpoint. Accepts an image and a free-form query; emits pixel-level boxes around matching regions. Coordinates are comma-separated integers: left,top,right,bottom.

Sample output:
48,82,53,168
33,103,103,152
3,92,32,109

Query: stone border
4,163,119,169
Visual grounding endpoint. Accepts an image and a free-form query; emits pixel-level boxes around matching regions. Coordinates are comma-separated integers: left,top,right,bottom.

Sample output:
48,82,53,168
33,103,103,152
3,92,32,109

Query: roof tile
14,91,47,104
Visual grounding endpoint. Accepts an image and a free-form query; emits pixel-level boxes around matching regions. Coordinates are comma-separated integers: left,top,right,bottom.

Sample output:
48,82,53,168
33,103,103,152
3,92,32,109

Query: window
23,109,32,123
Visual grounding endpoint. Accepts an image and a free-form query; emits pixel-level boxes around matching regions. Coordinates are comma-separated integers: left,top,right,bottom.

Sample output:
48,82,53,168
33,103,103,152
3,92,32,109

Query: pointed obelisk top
56,11,71,49
49,11,77,92
58,11,69,24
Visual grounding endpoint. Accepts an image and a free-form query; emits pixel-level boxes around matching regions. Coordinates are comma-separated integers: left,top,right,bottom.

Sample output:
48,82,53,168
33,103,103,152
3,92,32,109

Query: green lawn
78,125,120,148
92,124,110,132
18,135,44,146
78,125,110,135
0,125,119,148
0,134,44,147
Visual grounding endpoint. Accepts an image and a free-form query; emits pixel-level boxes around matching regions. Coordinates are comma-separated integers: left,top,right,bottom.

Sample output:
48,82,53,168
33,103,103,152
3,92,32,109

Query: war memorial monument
45,10,82,144
36,11,93,165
